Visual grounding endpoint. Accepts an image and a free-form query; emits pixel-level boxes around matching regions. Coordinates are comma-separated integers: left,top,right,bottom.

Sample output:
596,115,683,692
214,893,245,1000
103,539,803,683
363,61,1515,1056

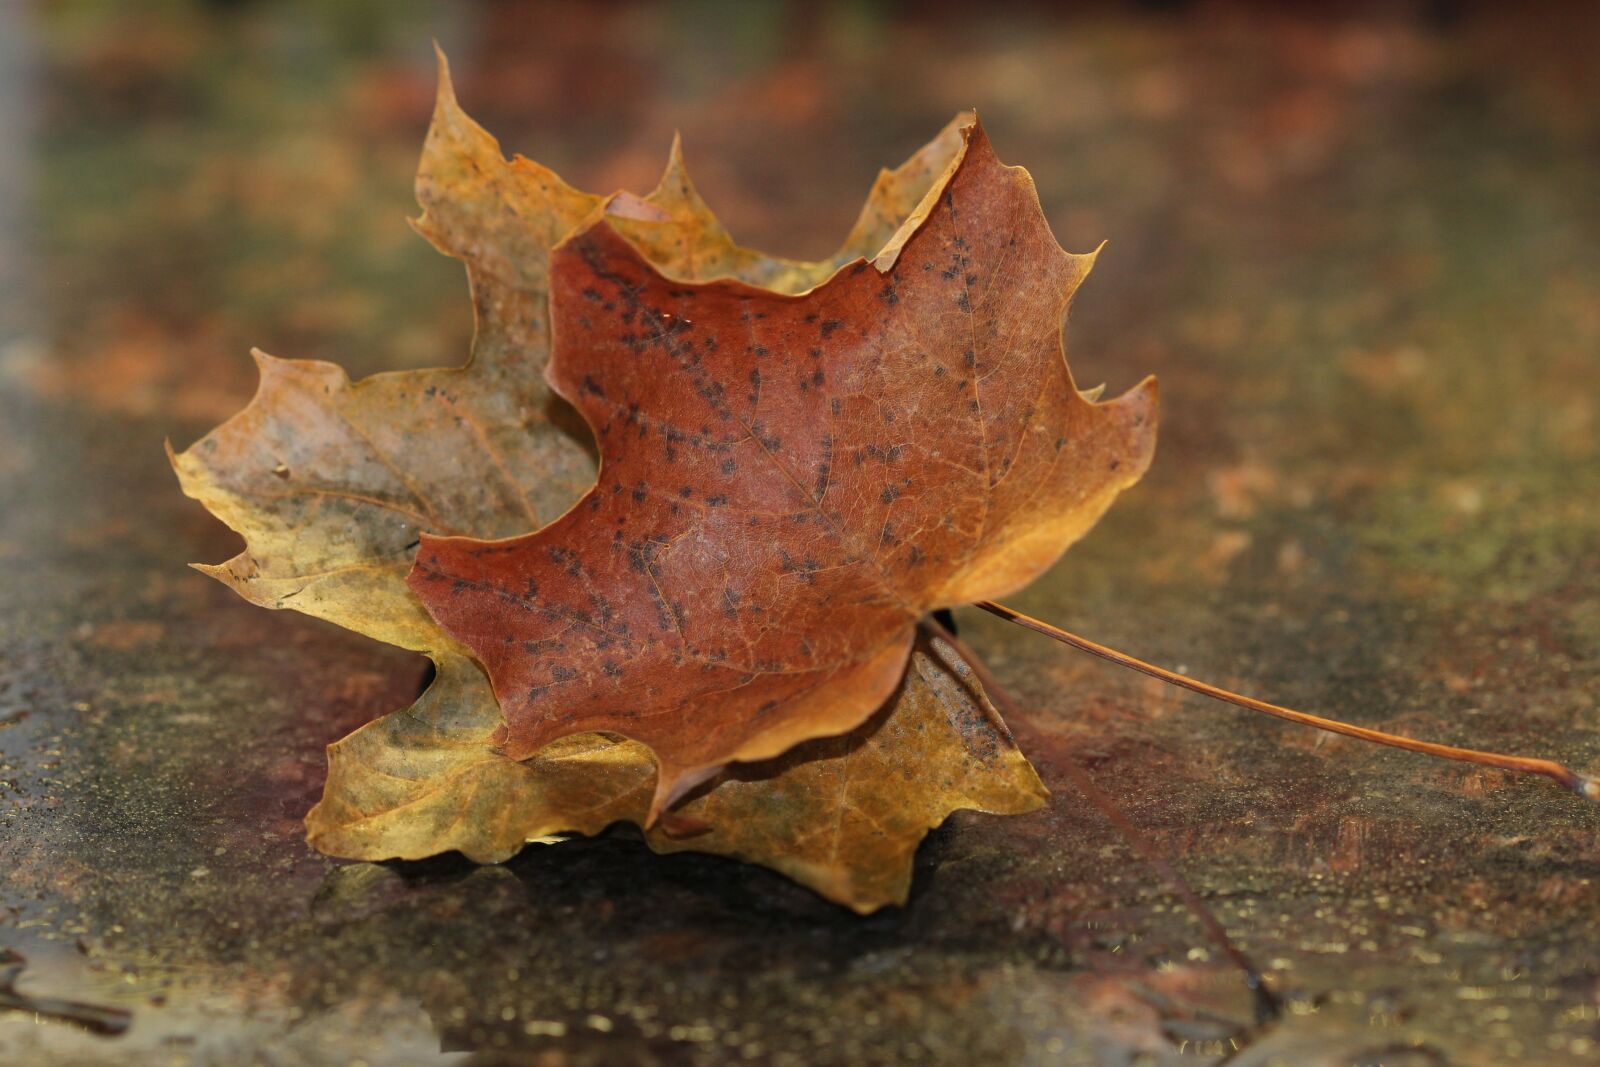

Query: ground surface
2,3,1598,1065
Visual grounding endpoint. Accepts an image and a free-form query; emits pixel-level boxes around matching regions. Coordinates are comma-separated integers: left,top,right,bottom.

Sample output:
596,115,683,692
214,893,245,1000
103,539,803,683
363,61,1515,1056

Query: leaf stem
919,617,1282,1026
976,600,1600,803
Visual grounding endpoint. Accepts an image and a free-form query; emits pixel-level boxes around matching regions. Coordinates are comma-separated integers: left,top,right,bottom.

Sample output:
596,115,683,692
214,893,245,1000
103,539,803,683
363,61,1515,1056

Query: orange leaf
411,121,1158,817
174,53,1045,910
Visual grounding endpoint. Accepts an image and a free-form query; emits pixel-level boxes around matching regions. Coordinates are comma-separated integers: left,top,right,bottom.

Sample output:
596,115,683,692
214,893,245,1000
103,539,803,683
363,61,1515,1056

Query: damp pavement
2,4,1598,1064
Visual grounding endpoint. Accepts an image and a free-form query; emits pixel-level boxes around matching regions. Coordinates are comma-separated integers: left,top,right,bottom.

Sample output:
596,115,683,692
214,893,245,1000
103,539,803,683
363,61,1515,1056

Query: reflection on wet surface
3,2,1599,1064
1,949,130,1036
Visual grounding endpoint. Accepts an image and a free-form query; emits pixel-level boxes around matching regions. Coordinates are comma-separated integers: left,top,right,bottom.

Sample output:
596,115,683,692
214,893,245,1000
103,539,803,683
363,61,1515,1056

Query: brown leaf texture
309,635,1045,913
172,52,1044,910
411,120,1160,817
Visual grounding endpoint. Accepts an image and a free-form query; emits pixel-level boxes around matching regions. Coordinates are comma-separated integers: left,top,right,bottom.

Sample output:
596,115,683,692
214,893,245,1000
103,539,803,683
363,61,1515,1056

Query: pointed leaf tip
431,42,456,107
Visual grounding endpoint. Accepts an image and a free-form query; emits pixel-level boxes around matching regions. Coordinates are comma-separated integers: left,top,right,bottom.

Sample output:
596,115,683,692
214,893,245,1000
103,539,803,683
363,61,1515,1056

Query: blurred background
2,2,1598,1065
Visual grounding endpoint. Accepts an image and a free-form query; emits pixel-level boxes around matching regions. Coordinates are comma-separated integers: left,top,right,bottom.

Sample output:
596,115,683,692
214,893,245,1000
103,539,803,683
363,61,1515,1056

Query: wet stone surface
2,3,1599,1065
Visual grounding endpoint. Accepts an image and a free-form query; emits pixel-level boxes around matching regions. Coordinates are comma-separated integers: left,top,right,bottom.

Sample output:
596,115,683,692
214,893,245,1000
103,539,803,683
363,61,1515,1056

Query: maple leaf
172,51,1043,910
410,120,1160,818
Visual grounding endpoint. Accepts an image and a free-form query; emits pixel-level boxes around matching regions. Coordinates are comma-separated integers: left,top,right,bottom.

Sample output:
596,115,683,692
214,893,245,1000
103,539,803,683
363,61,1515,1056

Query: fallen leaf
309,634,1044,913
175,52,1043,909
411,120,1159,816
